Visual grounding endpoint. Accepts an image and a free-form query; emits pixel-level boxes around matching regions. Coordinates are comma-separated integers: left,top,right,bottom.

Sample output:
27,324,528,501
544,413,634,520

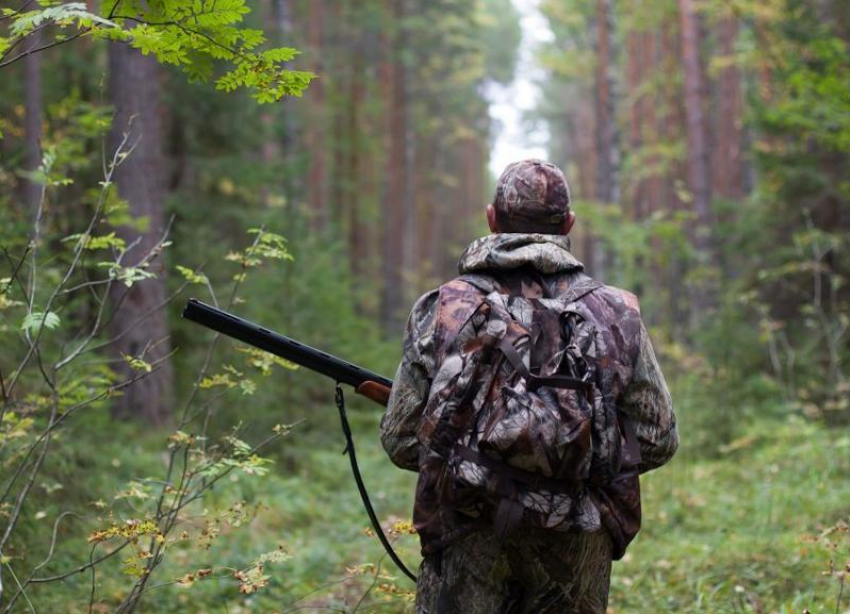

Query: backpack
419,274,640,546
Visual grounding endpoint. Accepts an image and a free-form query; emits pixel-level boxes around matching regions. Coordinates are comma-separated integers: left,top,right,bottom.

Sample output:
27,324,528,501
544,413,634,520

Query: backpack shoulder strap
456,273,499,295
558,274,604,304
434,275,492,360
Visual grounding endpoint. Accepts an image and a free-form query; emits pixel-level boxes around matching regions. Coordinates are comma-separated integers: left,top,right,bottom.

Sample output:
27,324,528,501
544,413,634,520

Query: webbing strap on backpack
497,337,592,395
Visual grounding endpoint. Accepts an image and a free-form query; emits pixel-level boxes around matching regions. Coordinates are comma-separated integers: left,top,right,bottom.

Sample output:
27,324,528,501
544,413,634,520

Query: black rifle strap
334,384,418,583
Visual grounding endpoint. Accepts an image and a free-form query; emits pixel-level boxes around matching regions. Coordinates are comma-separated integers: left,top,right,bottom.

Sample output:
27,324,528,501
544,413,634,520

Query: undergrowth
11,392,849,613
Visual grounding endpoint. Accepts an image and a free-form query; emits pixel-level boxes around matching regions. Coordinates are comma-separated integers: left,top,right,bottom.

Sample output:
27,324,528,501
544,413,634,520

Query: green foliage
613,416,850,613
20,310,60,335
575,200,693,319
18,391,846,613
0,112,311,610
539,0,850,437
0,0,313,102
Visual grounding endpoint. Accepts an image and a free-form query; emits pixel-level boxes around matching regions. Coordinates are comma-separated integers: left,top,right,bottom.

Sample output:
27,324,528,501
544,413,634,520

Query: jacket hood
457,233,584,275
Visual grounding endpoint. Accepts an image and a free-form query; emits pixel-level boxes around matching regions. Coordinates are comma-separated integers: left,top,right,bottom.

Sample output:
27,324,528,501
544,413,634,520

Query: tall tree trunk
330,0,347,223
416,133,437,283
23,36,42,214
107,41,173,426
663,16,689,337
713,17,744,202
627,26,644,220
566,98,596,270
381,0,408,329
258,0,280,207
592,0,620,280
306,0,327,231
401,56,416,307
348,48,365,278
679,0,714,261
272,0,298,206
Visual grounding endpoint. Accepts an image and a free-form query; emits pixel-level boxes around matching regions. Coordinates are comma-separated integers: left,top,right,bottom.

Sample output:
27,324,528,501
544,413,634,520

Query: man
380,159,678,614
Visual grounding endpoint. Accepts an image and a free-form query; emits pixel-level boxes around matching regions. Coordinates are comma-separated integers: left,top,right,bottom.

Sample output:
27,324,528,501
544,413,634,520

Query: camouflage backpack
417,274,641,547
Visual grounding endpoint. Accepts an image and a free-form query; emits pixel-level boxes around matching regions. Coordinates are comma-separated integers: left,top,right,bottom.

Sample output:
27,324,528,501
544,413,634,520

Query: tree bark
713,17,744,201
627,26,644,220
380,0,408,329
679,0,713,254
107,40,173,426
306,0,327,231
272,0,298,205
662,15,689,336
567,98,597,271
348,47,365,278
592,0,620,280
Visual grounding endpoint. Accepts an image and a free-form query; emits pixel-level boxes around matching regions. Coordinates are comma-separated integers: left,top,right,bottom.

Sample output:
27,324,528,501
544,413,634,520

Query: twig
0,21,52,65
1,363,164,506
0,402,58,553
280,575,359,612
72,231,183,363
0,0,37,23
350,558,383,614
3,129,134,400
29,512,82,578
2,562,35,614
0,29,89,69
87,543,98,614
111,15,251,64
28,540,132,584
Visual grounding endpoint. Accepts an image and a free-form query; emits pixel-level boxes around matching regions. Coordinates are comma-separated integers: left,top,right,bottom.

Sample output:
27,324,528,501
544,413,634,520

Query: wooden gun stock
355,381,392,406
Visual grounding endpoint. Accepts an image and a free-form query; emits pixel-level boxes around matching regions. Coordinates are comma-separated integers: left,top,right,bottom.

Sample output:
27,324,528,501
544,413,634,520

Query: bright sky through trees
487,0,552,178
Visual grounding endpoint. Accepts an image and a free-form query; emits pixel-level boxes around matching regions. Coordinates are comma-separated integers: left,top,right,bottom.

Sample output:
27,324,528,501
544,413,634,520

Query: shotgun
181,299,393,406
180,298,416,582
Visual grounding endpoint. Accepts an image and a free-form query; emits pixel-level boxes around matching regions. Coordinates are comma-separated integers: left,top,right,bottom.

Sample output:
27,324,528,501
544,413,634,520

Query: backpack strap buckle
497,337,592,395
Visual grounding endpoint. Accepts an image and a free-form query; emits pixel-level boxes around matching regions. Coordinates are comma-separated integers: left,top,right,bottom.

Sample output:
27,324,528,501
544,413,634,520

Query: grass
612,417,850,614
6,396,850,613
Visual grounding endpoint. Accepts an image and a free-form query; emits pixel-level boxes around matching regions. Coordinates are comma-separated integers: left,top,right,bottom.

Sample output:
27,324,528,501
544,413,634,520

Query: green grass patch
6,406,848,613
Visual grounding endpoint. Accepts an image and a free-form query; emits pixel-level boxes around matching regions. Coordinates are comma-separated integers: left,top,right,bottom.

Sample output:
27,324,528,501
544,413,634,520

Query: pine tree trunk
627,26,644,220
107,41,173,426
566,99,596,271
306,0,327,231
679,0,713,255
348,47,365,278
381,0,408,329
592,0,620,280
272,0,298,205
713,17,744,201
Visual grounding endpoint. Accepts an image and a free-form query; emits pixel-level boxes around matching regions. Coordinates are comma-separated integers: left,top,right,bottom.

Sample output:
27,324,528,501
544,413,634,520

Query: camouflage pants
415,528,612,614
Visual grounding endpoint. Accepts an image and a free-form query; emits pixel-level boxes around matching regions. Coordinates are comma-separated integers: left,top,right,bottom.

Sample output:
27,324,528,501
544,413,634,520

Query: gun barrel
181,299,393,390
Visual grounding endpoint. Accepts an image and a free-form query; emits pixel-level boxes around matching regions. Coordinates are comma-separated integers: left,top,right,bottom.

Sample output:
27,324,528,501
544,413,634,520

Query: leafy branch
0,0,314,101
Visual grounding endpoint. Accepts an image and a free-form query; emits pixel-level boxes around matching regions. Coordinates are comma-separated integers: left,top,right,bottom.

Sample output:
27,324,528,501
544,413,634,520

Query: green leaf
97,262,156,287
10,3,117,36
122,353,153,373
21,311,61,335
175,265,209,285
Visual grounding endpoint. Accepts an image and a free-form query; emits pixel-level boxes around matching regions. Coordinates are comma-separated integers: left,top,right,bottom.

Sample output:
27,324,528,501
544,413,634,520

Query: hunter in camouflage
380,160,678,614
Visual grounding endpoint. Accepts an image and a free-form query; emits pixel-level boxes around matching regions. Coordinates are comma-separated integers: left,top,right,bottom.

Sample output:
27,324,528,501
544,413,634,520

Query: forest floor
19,398,850,614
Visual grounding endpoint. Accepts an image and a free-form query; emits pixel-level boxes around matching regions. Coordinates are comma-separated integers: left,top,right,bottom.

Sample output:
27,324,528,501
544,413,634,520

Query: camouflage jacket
380,233,679,553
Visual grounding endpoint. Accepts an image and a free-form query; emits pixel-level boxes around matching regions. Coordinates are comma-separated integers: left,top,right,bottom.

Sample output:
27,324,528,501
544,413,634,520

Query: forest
0,0,848,612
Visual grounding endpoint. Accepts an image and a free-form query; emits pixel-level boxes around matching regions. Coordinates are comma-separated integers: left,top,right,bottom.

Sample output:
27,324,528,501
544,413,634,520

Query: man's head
487,159,576,235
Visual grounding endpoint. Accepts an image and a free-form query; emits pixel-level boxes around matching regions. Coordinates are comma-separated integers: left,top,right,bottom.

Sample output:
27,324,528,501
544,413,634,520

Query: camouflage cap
492,159,571,233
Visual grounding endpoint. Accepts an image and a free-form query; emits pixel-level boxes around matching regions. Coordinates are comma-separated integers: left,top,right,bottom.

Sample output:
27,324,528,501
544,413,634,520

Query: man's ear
487,204,499,233
563,211,576,235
